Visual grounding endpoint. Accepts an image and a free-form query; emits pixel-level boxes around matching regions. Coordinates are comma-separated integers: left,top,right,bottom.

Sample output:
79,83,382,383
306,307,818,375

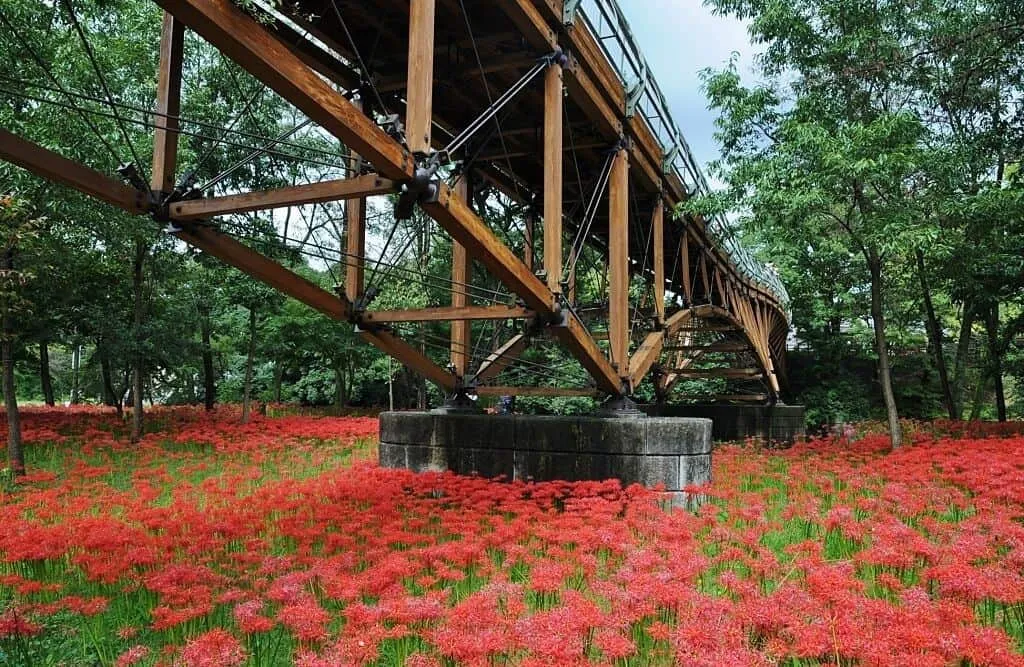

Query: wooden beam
544,61,564,294
664,341,750,353
550,313,622,394
153,0,413,180
170,174,394,220
681,234,692,304
174,224,350,319
475,386,598,397
406,0,435,154
345,96,367,303
363,327,456,390
664,308,694,337
629,330,663,388
451,175,471,376
0,129,147,214
179,222,458,394
652,200,665,323
423,182,554,314
608,146,629,376
493,0,556,49
699,250,711,303
714,267,727,309
674,394,769,403
673,367,764,379
567,245,577,305
361,305,534,324
474,333,531,382
151,12,185,193
524,209,534,271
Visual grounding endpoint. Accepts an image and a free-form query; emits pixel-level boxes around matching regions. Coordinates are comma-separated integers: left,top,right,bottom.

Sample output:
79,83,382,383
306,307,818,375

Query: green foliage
691,0,1024,426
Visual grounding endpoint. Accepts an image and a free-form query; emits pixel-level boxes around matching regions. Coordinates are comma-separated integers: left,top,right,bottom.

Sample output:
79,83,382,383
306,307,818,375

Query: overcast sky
615,0,756,175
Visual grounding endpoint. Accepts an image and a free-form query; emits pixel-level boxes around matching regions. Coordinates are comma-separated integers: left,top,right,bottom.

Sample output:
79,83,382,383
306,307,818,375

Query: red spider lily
3,407,1024,665
178,628,247,667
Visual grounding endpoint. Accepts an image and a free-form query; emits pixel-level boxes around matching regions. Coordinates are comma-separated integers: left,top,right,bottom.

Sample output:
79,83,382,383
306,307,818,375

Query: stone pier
642,403,806,443
379,412,713,500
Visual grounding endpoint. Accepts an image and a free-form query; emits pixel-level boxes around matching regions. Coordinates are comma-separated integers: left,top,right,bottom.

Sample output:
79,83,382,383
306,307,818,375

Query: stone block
513,415,579,453
680,454,712,488
431,413,494,449
405,445,454,473
379,442,407,469
379,412,433,445
637,455,682,490
458,447,515,479
575,418,646,454
645,418,712,455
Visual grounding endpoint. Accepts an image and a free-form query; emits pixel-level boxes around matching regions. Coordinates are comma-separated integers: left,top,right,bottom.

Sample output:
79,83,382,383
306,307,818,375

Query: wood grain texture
170,175,394,220
151,12,185,193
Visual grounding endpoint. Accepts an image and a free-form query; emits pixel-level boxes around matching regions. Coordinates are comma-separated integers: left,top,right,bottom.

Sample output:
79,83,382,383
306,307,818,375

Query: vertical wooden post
699,250,711,304
406,0,435,154
715,268,727,309
567,245,577,305
543,61,563,293
345,97,367,303
151,12,184,193
608,146,629,375
652,199,664,324
681,232,692,305
523,208,534,272
451,174,472,377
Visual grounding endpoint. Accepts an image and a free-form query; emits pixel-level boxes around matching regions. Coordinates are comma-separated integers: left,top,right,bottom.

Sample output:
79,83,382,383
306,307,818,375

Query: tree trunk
3,337,23,477
951,302,975,419
70,344,81,405
272,360,283,403
98,342,117,407
2,248,23,477
200,306,215,411
915,250,954,419
868,249,902,449
39,340,54,407
241,307,256,424
130,240,146,444
970,372,988,421
334,364,345,410
984,303,1007,422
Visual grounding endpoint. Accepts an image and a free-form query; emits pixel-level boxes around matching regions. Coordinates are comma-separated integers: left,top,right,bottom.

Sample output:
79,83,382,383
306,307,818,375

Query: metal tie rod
440,50,567,161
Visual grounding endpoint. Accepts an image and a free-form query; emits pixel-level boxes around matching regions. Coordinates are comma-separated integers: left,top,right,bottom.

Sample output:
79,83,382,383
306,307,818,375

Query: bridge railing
571,0,791,315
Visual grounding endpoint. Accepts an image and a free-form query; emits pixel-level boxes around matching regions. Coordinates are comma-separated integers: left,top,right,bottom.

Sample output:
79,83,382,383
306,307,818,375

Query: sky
615,0,757,176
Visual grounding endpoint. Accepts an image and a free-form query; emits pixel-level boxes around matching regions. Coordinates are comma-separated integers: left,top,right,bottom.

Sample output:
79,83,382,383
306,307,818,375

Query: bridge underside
0,0,790,404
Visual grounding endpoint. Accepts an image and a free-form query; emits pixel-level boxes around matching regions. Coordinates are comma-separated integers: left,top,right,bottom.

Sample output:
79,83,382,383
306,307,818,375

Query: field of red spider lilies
2,408,1024,666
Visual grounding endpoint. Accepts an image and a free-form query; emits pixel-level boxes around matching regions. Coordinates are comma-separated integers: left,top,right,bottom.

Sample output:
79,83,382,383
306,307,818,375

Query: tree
695,0,1024,439
0,196,43,476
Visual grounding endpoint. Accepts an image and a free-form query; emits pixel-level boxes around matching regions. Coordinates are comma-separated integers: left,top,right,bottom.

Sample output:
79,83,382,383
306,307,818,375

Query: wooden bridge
0,0,791,404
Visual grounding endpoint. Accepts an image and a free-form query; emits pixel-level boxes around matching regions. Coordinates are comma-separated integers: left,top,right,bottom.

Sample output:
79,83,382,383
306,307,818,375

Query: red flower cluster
0,406,1023,666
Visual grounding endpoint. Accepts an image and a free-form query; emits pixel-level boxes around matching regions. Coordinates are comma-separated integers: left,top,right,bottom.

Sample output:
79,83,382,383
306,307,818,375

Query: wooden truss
0,0,790,403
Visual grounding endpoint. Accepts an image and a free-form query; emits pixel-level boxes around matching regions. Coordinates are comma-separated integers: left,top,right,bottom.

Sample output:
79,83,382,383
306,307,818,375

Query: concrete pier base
642,403,806,443
379,412,713,498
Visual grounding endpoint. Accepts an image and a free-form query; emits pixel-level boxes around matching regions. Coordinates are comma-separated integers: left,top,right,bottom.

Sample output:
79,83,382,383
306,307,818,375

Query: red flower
178,629,246,667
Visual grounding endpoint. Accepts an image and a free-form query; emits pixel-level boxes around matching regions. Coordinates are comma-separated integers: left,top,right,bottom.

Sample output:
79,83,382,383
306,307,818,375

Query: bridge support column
642,403,806,444
543,60,563,294
380,411,712,506
652,199,665,325
608,146,629,382
406,0,435,154
451,174,472,379
345,96,367,304
151,12,184,194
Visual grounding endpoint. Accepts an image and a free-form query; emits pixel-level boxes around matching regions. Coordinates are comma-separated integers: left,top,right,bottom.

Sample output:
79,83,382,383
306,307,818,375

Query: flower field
2,409,1024,666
